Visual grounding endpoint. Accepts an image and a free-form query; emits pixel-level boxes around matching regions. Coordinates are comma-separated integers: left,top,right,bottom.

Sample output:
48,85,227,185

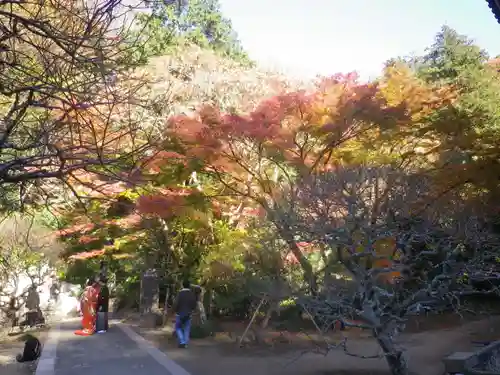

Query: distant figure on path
25,285,41,327
50,280,60,303
75,278,101,336
173,280,197,348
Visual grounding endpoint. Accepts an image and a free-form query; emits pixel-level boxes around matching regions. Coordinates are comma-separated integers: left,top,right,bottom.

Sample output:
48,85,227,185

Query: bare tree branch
273,165,500,375
0,0,157,209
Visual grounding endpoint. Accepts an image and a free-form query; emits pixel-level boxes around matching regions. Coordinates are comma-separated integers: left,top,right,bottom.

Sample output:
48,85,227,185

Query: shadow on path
54,320,175,375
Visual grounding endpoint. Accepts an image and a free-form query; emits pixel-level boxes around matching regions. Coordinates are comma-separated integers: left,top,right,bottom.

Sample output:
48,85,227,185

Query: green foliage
131,0,253,66
113,276,141,310
409,25,500,195
418,26,489,84
0,214,60,297
0,184,23,212
200,220,248,281
59,257,101,286
416,26,500,131
211,283,254,318
190,319,217,338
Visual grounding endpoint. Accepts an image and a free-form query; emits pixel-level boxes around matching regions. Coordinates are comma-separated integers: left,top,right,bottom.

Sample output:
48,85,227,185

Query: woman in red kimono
75,279,101,336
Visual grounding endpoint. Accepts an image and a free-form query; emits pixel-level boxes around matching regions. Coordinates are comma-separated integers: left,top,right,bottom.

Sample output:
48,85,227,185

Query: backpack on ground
16,335,42,363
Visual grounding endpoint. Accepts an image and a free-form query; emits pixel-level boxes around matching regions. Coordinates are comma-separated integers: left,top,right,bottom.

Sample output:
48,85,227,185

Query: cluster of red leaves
56,222,95,237
69,249,105,260
68,170,130,198
69,249,136,261
166,91,313,158
57,213,142,240
136,188,194,218
142,151,187,174
78,235,98,245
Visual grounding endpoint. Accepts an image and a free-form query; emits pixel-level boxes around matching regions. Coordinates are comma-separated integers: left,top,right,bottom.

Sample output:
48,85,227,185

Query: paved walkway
36,319,192,375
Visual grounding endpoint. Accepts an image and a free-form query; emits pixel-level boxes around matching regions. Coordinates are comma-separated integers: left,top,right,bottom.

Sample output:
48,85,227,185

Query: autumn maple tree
150,71,457,293
0,0,153,210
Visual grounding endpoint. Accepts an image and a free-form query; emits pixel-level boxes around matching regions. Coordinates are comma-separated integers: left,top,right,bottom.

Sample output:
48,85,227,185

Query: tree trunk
192,285,206,326
262,204,317,294
162,287,170,326
261,300,280,329
376,332,408,375
203,288,214,318
191,307,202,327
283,235,318,294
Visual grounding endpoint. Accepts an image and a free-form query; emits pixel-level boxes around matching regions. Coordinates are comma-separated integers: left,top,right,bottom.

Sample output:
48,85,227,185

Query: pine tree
134,0,253,65
418,26,488,84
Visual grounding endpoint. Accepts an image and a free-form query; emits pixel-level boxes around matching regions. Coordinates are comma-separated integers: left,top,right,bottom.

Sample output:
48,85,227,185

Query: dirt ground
125,312,500,375
0,327,49,375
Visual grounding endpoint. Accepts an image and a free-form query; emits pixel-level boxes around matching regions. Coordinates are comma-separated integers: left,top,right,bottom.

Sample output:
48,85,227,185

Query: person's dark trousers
96,311,107,332
96,304,109,332
27,311,37,327
97,284,109,332
101,311,108,331
104,312,109,331
100,304,109,331
175,314,192,346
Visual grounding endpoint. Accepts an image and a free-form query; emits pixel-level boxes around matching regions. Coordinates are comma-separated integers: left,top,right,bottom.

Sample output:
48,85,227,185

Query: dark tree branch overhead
0,0,156,208
487,0,500,23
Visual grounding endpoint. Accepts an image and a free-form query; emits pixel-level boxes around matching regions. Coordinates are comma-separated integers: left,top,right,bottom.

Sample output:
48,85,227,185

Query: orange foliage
143,70,457,283
373,258,401,284
78,235,99,245
136,188,194,218
51,97,134,159
162,74,410,182
68,170,129,197
69,249,136,261
142,151,187,174
56,213,142,240
56,223,95,237
379,64,457,122
69,249,106,260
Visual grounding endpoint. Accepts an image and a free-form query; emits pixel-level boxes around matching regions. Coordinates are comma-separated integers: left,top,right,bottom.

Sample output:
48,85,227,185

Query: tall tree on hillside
136,0,252,64
412,26,500,200
418,26,489,84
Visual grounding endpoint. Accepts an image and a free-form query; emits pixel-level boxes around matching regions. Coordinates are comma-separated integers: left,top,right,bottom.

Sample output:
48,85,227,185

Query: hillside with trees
2,1,500,375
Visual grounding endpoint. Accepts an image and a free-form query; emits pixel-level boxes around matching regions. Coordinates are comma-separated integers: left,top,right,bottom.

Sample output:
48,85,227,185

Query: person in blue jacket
173,280,197,348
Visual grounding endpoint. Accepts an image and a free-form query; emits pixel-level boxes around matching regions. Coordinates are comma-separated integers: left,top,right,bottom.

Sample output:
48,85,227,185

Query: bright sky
219,0,500,80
